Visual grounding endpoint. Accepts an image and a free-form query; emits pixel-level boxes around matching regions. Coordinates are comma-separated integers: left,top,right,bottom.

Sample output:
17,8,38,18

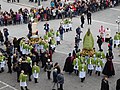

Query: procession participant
78,61,87,82
105,28,111,42
52,68,58,90
80,13,85,28
49,37,56,52
48,47,53,62
26,56,32,67
32,62,40,83
56,30,60,45
76,26,82,40
73,57,80,76
19,70,29,90
54,62,61,74
45,59,53,79
40,50,48,68
20,57,32,81
87,57,95,76
57,72,64,90
97,35,103,51
7,54,12,73
108,37,113,51
59,25,64,40
63,53,74,74
114,32,120,48
44,22,50,34
95,57,103,76
101,76,109,90
0,53,5,73
87,10,92,25
102,50,115,77
116,78,120,90
99,25,105,42
12,54,18,72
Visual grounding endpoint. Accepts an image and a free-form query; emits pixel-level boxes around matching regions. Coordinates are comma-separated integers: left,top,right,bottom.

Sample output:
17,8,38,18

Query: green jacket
114,34,119,40
0,55,5,62
27,57,32,64
79,56,85,63
78,64,87,71
19,73,27,82
73,58,81,66
32,65,40,73
51,39,56,45
87,57,95,64
48,32,53,37
56,31,60,36
44,43,49,50
44,34,48,40
95,58,103,67
96,51,105,59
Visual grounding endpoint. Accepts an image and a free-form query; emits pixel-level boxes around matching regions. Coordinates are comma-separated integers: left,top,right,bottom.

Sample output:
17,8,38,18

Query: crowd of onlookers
0,0,120,26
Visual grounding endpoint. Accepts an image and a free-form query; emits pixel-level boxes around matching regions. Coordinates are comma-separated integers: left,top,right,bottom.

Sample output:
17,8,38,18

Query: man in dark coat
63,53,73,74
57,72,64,90
44,22,49,34
101,76,109,90
3,28,9,41
28,21,32,34
76,26,82,40
87,11,92,25
116,78,120,90
97,35,103,51
80,13,85,28
7,55,12,73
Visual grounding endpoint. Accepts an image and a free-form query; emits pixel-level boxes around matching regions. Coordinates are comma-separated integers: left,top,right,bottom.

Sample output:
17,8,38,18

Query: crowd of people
0,0,120,26
0,20,66,89
0,0,120,90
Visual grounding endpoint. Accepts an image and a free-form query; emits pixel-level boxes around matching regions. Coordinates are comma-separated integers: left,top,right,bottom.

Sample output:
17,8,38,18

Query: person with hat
19,70,29,90
45,59,53,79
32,62,40,83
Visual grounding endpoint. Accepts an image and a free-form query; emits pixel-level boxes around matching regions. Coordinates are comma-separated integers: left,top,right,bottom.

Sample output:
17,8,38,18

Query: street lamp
116,16,120,32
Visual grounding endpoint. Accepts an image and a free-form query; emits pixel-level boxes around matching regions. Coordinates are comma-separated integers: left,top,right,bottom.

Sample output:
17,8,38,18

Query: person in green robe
73,57,81,76
87,57,95,76
32,62,40,83
114,32,120,48
95,58,103,76
0,53,5,73
19,70,29,90
78,62,87,82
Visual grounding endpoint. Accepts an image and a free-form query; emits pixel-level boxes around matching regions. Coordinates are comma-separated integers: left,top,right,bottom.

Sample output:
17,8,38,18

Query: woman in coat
101,76,109,90
0,30,4,45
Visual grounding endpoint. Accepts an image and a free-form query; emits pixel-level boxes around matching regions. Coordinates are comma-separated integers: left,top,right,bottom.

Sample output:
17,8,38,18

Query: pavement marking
0,85,9,90
113,61,120,64
0,81,18,90
110,8,120,11
92,20,117,26
55,50,68,55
